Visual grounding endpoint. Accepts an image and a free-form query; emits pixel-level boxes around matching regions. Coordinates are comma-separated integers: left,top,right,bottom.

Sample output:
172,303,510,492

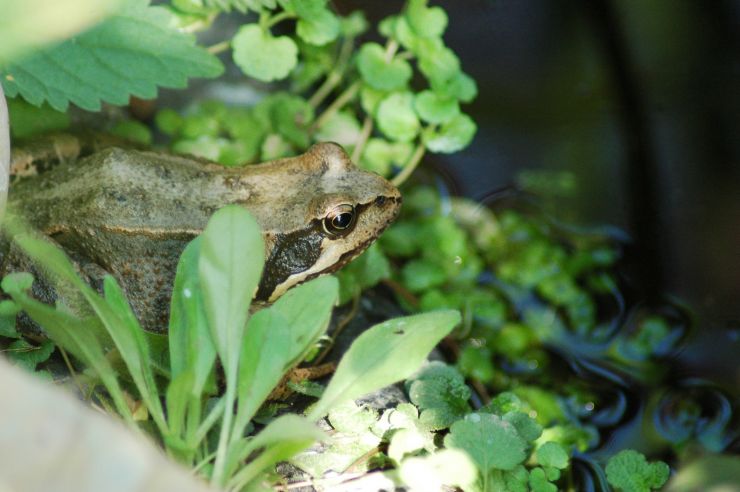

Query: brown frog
3,142,401,332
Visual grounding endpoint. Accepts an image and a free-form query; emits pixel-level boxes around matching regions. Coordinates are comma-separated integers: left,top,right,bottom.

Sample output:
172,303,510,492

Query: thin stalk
308,35,355,109
191,396,225,447
391,141,426,187
311,80,361,131
351,116,373,163
308,71,342,109
211,382,237,486
207,40,231,55
265,10,297,29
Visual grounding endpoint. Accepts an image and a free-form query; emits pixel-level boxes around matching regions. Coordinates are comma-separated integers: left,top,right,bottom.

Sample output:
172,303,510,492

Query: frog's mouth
257,194,401,302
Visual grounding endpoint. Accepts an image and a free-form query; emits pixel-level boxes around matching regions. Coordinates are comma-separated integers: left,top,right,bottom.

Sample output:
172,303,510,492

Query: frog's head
255,142,401,301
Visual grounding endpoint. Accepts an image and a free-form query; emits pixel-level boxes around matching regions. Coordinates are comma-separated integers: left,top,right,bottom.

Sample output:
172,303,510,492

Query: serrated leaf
605,450,670,492
377,92,420,143
423,113,476,153
444,412,528,472
232,24,298,82
1,0,223,111
357,43,412,92
414,90,460,124
406,361,471,430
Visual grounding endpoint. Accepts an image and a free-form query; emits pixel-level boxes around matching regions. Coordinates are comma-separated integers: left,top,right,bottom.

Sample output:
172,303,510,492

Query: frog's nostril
375,196,386,206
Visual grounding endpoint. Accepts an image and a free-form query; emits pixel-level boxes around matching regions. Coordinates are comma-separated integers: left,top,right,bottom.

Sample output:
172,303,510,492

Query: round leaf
423,113,476,153
377,92,420,142
296,9,340,46
357,42,412,91
232,24,298,82
406,0,448,38
414,90,460,124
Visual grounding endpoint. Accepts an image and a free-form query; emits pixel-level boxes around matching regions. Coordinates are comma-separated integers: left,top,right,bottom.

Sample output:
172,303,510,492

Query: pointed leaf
198,205,263,382
169,237,216,397
309,310,460,420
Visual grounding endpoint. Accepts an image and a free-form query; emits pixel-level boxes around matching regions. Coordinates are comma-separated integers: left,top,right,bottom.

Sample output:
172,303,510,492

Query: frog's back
9,147,254,234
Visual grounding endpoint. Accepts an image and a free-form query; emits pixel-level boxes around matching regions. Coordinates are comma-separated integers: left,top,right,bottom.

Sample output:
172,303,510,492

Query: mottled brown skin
4,143,401,332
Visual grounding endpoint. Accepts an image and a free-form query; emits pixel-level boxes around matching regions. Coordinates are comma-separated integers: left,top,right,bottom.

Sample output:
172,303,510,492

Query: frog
2,141,401,333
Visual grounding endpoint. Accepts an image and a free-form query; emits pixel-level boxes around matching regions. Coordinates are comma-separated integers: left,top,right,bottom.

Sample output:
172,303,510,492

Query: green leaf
376,92,420,143
270,94,314,148
357,43,412,92
6,98,69,138
529,467,557,492
228,415,325,489
168,238,216,398
401,258,448,292
422,113,476,153
414,90,460,125
504,411,543,443
444,412,528,472
399,448,478,491
314,110,361,148
340,11,369,37
336,244,391,304
109,120,152,146
291,400,381,478
405,0,448,38
360,138,412,177
235,276,338,432
232,24,298,82
406,361,471,430
198,205,264,384
5,339,55,370
309,310,461,420
232,309,291,433
536,442,569,469
433,71,478,103
203,0,272,13
1,272,133,422
605,450,670,492
1,0,223,111
417,40,460,84
296,9,340,46
0,299,20,339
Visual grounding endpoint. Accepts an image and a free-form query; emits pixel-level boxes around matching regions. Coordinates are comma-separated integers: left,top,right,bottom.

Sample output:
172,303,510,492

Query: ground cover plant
2,1,732,491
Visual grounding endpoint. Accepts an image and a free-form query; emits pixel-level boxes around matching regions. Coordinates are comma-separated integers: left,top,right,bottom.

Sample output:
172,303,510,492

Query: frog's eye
323,204,356,237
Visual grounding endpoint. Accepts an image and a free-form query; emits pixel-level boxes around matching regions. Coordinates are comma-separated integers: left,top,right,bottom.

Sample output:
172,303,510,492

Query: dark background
339,0,740,388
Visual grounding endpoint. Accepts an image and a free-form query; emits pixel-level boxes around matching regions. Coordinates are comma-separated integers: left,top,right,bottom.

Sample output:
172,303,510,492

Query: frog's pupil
333,212,353,229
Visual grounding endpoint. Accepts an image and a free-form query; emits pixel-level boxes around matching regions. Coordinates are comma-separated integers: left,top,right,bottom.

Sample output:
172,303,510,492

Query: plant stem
351,115,373,163
265,10,297,29
308,71,342,109
311,80,361,131
207,40,231,54
211,381,237,486
308,36,355,109
391,140,426,187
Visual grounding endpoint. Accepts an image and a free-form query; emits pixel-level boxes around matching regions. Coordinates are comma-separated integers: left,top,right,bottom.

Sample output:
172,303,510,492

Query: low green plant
1,206,460,489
